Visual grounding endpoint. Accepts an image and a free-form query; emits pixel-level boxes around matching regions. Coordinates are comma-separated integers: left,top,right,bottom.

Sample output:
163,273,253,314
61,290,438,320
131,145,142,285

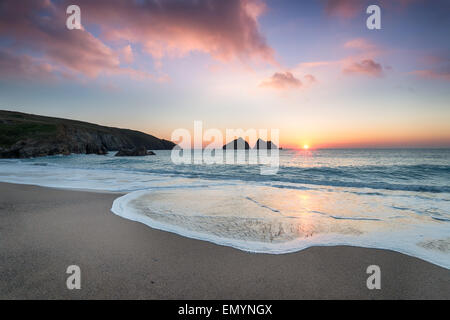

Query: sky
0,0,449,148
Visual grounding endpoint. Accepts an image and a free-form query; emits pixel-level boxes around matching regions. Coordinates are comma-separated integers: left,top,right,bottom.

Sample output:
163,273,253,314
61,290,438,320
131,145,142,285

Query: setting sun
303,144,309,150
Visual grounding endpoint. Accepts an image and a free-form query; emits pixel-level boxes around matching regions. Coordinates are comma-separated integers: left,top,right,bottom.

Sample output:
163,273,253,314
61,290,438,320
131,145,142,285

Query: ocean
0,149,449,268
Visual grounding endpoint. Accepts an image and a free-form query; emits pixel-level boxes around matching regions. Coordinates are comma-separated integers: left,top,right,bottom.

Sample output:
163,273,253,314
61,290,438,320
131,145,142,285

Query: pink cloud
0,0,274,81
422,54,449,65
0,50,56,80
324,0,417,18
298,39,386,79
344,38,376,51
323,0,365,18
300,61,336,68
260,72,302,89
259,72,318,90
304,74,317,84
341,39,385,77
410,70,450,81
379,0,420,10
343,59,384,77
0,0,149,80
120,45,134,64
411,52,450,81
343,38,384,62
69,0,275,65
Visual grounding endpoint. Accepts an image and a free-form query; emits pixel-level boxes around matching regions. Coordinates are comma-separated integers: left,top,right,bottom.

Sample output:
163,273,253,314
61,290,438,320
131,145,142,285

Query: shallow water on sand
111,183,449,268
1,149,449,267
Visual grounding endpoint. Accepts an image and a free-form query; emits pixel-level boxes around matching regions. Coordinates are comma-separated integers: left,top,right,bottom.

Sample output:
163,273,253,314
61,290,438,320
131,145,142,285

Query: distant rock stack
222,138,250,150
115,146,156,157
254,138,278,149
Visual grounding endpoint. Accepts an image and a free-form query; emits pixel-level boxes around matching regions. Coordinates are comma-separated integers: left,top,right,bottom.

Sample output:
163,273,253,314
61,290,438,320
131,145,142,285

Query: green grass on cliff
0,122,57,148
0,109,176,151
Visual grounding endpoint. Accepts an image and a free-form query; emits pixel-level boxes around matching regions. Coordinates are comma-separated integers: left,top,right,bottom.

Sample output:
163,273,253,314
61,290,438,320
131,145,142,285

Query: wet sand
0,182,448,299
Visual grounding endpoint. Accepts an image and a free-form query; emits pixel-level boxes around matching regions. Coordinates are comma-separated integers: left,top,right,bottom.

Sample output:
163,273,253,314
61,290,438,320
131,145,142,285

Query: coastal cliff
0,110,175,158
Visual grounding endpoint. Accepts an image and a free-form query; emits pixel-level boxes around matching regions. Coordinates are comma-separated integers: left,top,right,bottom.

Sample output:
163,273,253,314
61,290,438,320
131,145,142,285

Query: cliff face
0,110,175,158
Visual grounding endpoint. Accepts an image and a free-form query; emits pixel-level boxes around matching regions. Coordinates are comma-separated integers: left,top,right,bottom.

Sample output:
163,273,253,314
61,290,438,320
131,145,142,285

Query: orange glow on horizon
136,125,450,150
278,130,450,150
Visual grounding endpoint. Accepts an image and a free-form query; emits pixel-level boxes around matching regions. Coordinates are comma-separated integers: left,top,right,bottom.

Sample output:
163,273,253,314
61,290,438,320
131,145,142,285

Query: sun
303,144,309,150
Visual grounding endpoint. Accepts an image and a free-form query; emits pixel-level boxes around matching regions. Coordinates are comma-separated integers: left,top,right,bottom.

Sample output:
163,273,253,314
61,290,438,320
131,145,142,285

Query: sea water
0,149,449,268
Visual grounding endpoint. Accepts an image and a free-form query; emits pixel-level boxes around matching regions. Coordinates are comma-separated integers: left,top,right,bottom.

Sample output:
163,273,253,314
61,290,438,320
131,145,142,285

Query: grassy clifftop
0,110,175,158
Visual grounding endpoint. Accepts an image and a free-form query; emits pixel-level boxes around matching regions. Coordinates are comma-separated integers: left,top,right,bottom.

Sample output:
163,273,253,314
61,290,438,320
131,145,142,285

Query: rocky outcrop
222,138,250,150
0,110,175,158
254,138,278,149
115,146,155,157
0,139,107,158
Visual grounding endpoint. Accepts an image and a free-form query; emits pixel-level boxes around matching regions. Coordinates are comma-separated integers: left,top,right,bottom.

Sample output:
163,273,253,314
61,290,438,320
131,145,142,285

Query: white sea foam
0,160,215,192
111,185,450,269
1,151,449,268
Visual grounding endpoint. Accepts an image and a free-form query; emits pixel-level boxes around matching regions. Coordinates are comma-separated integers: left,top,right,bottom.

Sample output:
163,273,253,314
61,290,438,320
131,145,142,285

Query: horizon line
2,109,449,150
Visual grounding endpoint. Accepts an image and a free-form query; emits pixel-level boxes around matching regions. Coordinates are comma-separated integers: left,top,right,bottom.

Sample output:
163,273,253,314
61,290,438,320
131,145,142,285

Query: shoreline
111,188,450,268
0,181,449,299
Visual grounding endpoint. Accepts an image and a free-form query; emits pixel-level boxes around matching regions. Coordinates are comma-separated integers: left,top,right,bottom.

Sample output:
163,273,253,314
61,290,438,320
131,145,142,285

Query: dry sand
0,182,448,299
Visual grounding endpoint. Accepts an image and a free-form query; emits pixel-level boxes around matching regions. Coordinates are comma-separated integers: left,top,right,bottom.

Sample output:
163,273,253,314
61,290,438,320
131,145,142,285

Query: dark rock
254,138,278,149
115,146,155,157
0,110,175,158
222,138,250,150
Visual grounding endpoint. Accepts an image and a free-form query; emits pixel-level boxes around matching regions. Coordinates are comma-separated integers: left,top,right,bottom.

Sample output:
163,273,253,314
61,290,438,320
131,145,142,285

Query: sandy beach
0,181,448,299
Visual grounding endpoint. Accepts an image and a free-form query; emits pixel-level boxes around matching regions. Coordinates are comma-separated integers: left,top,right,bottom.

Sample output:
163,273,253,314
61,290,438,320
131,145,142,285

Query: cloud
260,72,318,90
120,45,134,64
344,38,376,51
260,72,302,89
323,0,365,18
69,0,275,65
297,39,386,79
304,74,317,85
300,61,336,68
410,70,450,81
343,38,384,61
411,52,450,81
422,53,450,65
342,39,385,77
323,0,418,18
0,0,274,81
0,50,56,80
343,59,384,77
0,0,150,80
